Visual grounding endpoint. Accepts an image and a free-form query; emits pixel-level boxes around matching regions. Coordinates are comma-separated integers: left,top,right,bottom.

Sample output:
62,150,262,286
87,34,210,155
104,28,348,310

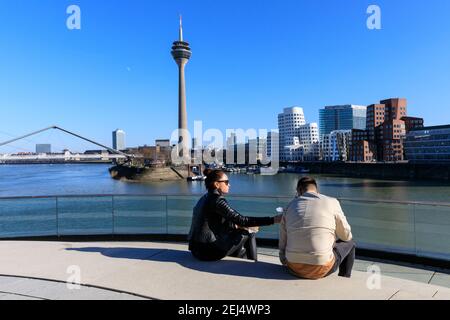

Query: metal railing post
165,195,169,235
56,197,59,238
413,203,417,257
112,196,115,236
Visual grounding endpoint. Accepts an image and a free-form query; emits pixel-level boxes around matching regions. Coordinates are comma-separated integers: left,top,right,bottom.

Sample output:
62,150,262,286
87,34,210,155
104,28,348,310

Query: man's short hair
297,177,318,193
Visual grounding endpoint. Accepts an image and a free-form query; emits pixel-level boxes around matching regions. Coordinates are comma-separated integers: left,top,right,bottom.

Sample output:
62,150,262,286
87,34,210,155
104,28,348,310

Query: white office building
298,123,320,161
278,107,306,144
278,107,306,161
112,129,126,151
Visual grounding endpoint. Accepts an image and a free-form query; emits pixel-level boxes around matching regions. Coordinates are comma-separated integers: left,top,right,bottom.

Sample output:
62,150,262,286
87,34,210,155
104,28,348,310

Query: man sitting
279,177,356,279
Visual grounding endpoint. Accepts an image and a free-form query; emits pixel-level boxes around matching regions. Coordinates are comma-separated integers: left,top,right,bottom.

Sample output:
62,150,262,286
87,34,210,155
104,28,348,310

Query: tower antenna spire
179,14,183,41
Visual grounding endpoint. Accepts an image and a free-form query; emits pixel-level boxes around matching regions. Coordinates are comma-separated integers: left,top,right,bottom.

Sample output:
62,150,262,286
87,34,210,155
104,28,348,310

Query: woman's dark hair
297,176,318,194
204,169,226,191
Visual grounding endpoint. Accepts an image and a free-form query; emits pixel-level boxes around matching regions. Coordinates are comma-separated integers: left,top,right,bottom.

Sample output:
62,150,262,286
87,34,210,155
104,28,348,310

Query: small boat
260,167,278,175
246,166,261,174
296,167,310,173
187,175,206,181
284,166,310,174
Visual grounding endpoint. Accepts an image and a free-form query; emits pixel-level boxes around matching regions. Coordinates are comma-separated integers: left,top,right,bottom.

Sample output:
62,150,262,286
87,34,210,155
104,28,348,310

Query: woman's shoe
237,247,247,259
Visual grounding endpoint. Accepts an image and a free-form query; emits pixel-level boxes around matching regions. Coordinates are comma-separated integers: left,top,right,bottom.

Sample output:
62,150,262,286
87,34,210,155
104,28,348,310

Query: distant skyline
1,0,450,153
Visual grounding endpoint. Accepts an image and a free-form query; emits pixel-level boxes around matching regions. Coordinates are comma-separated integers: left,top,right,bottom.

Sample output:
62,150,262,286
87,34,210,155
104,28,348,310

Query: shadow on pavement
67,247,300,281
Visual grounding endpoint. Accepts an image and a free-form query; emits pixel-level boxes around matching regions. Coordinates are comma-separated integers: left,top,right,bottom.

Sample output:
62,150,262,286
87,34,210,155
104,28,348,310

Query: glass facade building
36,144,51,154
319,105,367,136
404,125,450,163
112,129,126,151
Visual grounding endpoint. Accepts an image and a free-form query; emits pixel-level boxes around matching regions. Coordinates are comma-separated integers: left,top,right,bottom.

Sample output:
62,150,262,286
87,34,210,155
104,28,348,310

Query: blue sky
1,0,450,152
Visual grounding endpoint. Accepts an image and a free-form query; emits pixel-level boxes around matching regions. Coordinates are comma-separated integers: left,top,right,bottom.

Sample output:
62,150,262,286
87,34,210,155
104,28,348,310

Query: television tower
171,15,192,159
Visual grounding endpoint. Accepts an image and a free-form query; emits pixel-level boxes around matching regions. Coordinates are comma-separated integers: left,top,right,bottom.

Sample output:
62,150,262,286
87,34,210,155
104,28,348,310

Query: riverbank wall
290,162,450,181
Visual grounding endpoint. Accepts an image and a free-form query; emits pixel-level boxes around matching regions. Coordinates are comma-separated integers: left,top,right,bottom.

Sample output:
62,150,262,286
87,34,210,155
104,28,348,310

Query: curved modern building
278,107,319,161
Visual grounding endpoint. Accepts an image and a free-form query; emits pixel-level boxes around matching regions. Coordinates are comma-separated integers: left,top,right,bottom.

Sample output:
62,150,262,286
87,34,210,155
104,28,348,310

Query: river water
0,164,449,203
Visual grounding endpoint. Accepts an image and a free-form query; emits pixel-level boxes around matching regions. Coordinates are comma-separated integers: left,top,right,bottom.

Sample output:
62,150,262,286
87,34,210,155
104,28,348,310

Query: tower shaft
178,60,188,144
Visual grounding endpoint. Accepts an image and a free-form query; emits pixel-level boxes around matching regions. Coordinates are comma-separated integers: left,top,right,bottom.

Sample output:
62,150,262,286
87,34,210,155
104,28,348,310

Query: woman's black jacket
188,189,274,252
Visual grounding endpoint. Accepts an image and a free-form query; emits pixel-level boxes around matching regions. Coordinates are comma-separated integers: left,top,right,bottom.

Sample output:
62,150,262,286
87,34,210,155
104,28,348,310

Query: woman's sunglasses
217,180,230,186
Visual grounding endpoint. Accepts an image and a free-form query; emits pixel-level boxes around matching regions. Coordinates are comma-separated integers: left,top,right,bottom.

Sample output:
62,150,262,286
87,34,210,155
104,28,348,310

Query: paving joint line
0,274,155,300
428,272,437,284
0,290,48,300
387,290,400,301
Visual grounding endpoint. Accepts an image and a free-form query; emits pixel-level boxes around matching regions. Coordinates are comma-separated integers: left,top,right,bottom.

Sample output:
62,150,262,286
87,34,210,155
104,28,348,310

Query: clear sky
1,0,450,153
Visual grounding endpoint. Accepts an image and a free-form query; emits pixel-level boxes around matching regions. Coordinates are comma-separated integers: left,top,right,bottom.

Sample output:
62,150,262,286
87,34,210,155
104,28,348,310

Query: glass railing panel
167,195,198,234
414,203,450,261
57,196,113,235
340,199,416,255
113,196,166,234
0,198,56,238
227,196,288,239
1,194,449,263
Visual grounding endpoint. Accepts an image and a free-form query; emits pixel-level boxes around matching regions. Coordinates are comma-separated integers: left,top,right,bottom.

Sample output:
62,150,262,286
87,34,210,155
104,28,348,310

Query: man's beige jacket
279,192,353,266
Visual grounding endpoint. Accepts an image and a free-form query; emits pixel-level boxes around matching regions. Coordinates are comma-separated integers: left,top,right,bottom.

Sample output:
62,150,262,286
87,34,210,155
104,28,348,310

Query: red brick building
350,98,423,162
349,129,374,162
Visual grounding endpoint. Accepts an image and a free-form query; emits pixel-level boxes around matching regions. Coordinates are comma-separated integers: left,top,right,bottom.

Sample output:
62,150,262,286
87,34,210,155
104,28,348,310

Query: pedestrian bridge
0,152,126,163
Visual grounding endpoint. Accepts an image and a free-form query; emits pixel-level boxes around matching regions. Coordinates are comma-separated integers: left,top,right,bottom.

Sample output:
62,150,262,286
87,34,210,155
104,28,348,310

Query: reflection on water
0,164,449,203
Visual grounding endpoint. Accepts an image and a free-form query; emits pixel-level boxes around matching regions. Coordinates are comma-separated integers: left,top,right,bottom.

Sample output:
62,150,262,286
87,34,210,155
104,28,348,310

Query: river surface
0,164,449,203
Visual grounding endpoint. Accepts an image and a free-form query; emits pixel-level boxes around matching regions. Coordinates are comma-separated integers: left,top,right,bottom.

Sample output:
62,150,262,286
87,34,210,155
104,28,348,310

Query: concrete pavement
0,241,449,300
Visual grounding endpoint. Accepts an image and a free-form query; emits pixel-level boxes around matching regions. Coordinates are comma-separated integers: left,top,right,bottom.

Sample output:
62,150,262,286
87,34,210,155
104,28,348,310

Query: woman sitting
188,169,282,262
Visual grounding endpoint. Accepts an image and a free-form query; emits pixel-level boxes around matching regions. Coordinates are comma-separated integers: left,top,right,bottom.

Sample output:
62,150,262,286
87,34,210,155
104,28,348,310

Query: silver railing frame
0,193,449,207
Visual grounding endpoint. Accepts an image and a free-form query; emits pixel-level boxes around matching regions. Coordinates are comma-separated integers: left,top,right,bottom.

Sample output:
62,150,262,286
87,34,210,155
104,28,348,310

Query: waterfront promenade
0,241,449,300
1,185,449,300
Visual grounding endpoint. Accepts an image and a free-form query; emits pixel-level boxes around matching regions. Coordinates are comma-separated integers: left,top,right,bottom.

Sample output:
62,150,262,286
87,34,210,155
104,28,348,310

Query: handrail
0,193,449,207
